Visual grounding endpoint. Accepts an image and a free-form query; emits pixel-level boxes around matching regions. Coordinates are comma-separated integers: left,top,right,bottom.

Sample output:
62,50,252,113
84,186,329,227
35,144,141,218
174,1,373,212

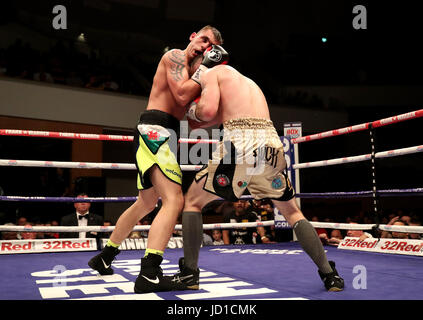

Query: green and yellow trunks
134,110,181,190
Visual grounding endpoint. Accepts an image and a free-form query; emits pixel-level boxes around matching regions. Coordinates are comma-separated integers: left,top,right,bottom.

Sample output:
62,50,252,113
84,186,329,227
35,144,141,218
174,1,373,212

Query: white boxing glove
187,97,202,122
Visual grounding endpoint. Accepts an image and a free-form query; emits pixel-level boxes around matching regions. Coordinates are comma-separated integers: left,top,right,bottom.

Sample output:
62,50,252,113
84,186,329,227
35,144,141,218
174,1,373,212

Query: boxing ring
1,243,423,300
1,109,423,301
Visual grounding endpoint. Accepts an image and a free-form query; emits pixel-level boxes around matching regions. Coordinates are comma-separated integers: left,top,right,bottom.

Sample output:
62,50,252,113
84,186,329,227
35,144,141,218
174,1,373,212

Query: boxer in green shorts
88,26,226,293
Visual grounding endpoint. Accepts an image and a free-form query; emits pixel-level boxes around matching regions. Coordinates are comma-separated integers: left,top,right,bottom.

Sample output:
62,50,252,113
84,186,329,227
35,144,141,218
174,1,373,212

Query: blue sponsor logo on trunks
165,168,182,179
253,146,279,168
271,177,283,189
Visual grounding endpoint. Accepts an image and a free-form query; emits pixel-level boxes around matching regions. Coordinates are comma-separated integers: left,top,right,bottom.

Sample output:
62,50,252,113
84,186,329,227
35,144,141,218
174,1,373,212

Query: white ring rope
293,145,423,170
313,222,423,233
2,110,422,145
292,109,423,144
0,159,202,172
0,129,219,144
1,109,421,172
0,129,134,141
310,222,375,231
0,220,275,232
0,144,422,171
1,221,422,234
1,112,421,238
178,138,219,144
377,225,423,234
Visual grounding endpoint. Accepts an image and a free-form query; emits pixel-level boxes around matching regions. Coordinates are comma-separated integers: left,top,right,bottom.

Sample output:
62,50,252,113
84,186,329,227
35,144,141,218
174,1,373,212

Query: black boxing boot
318,261,345,292
134,253,188,293
167,257,200,290
88,245,120,276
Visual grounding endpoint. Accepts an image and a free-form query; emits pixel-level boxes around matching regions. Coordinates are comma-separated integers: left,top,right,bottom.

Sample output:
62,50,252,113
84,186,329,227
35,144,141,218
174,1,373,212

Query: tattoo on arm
168,50,186,82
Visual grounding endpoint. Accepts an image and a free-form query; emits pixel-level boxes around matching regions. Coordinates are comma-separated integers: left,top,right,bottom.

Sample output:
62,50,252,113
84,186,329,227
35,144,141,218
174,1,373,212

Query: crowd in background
0,38,153,96
0,37,377,110
311,209,423,246
0,197,277,245
1,194,420,244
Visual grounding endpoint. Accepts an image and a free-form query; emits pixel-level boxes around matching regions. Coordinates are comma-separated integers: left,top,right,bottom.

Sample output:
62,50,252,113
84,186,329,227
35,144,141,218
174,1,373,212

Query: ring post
368,123,381,235
283,122,302,207
282,123,303,241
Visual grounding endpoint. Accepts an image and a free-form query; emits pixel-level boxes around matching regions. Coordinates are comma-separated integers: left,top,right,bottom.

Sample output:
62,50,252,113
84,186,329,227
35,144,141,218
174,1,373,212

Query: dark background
2,1,423,96
0,0,422,223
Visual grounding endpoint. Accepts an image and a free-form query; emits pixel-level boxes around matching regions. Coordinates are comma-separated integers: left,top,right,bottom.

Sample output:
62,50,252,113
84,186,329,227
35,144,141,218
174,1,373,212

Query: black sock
293,219,333,274
182,211,203,270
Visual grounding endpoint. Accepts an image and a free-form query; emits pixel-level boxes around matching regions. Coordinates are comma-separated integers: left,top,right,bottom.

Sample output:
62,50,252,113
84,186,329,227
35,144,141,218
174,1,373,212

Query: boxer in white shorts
168,55,344,292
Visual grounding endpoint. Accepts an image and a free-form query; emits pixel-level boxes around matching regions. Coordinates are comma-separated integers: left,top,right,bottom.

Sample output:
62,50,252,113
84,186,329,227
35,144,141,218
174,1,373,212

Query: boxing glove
191,45,229,85
187,97,202,122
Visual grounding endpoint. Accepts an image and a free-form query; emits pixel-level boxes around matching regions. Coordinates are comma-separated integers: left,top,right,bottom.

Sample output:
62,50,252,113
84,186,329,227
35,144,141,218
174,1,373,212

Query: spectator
129,216,152,239
16,216,28,240
17,216,28,226
21,222,37,240
387,212,397,222
311,215,328,243
44,220,60,239
33,64,54,83
251,199,276,243
346,222,373,241
381,216,409,239
211,229,224,245
324,223,372,246
1,223,18,240
222,200,259,245
60,193,103,239
408,216,423,240
139,216,151,238
128,220,143,239
330,229,343,240
326,229,344,246
400,215,411,225
202,232,213,246
34,221,46,239
391,220,409,239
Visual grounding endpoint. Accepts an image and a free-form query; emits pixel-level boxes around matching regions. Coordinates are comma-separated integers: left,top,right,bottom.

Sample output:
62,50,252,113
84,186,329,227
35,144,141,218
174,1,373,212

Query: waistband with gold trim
223,118,274,129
